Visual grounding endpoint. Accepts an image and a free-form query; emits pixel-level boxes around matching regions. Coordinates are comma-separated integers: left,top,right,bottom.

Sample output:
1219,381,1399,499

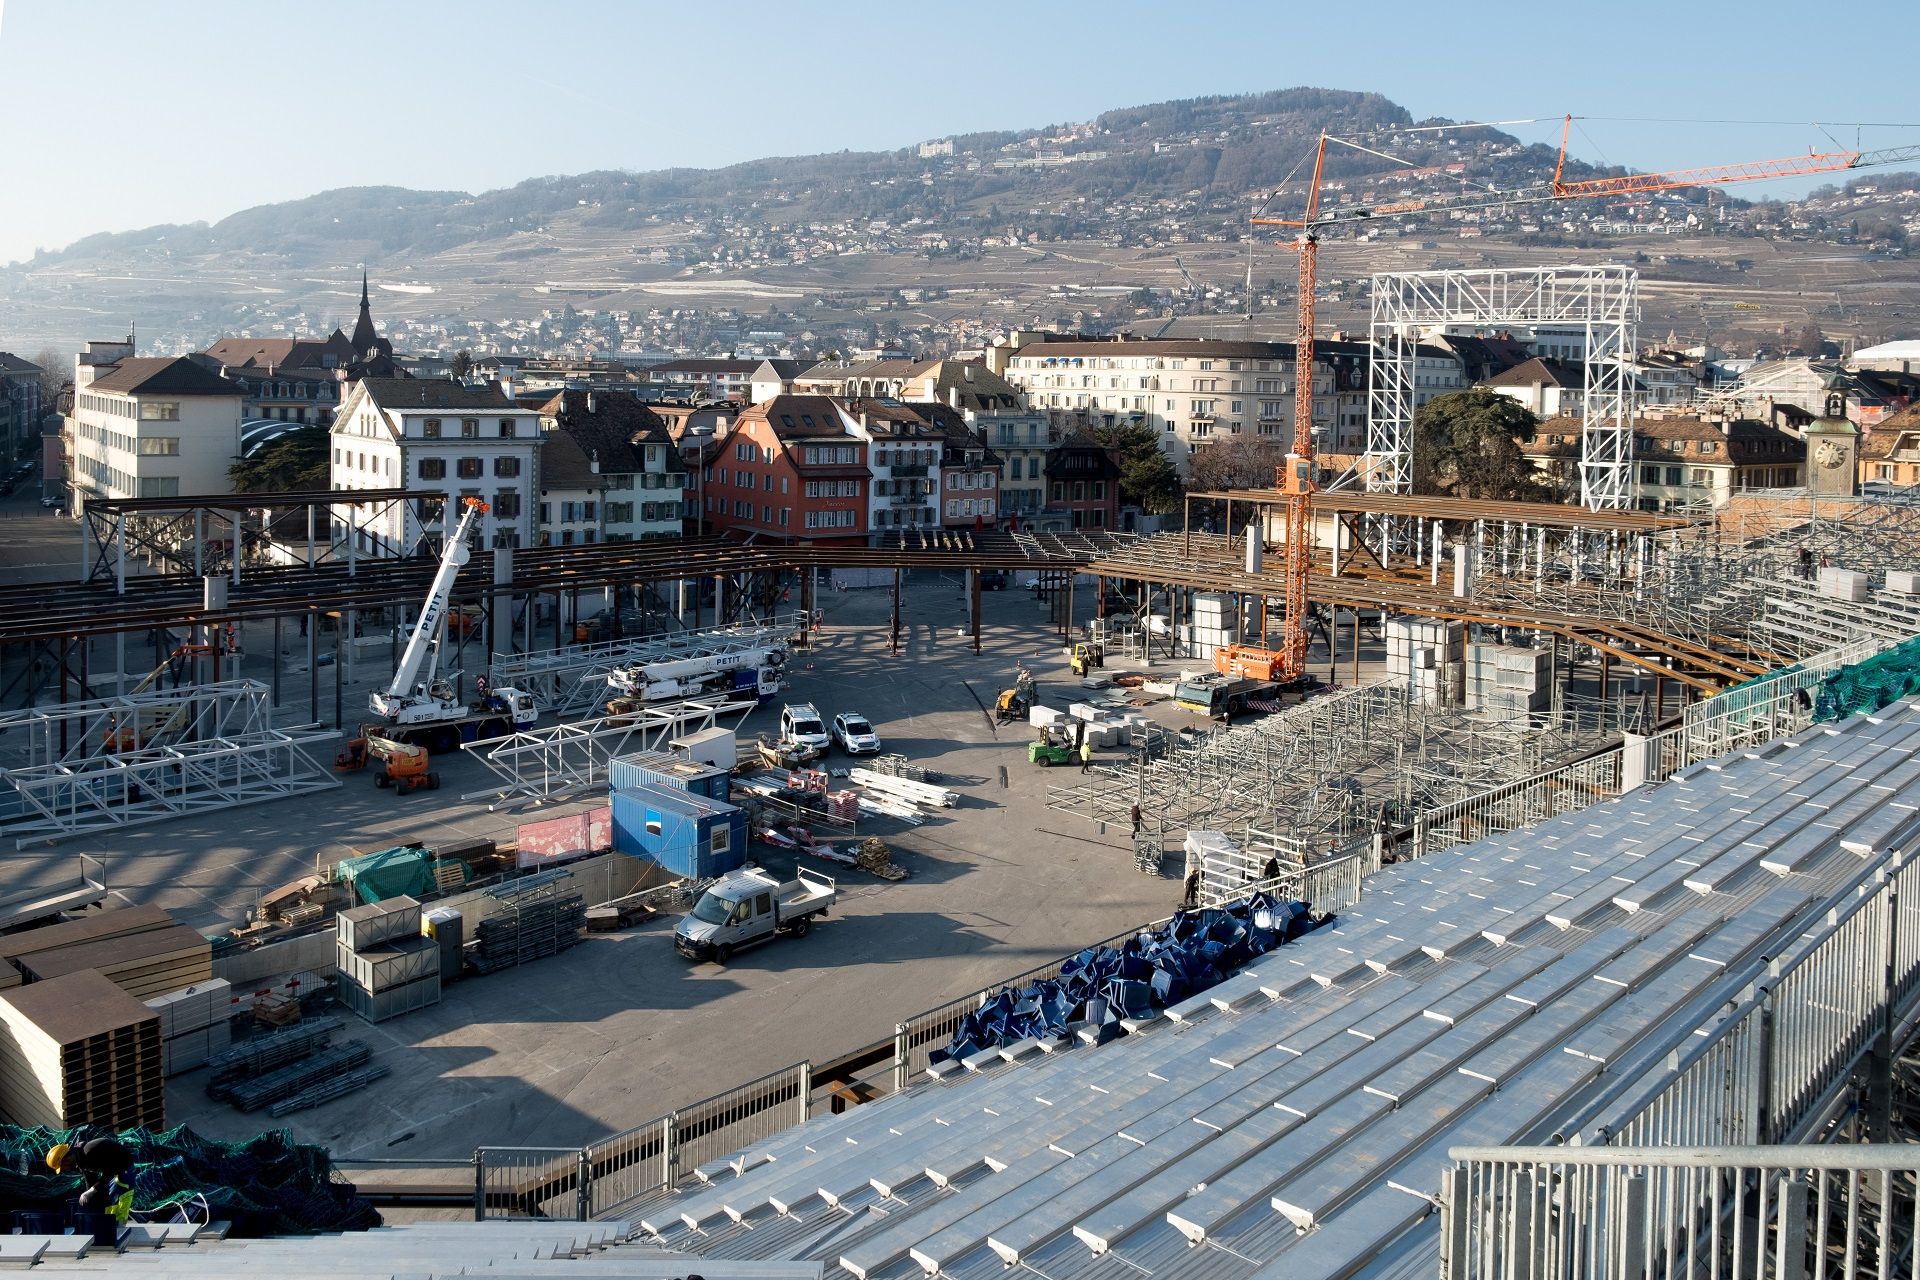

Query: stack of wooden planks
0,905,211,1000
0,969,164,1129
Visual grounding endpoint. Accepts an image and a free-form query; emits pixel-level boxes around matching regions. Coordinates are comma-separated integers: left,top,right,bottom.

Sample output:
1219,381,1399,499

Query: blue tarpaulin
933,892,1326,1065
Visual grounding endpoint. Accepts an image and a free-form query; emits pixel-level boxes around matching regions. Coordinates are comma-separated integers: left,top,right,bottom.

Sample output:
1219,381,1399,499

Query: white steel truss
1368,264,1640,511
462,696,753,807
0,680,339,846
486,616,800,717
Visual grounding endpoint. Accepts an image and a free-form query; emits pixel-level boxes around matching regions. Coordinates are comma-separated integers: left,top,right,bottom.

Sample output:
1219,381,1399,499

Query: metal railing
1442,1145,1920,1280
474,1061,811,1220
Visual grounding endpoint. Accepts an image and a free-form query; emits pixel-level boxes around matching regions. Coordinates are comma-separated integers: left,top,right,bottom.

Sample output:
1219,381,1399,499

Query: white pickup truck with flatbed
673,865,836,963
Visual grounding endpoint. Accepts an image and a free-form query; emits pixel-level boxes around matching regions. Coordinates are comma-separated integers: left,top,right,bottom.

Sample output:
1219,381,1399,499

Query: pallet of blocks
0,903,175,991
468,876,585,975
145,979,234,1076
335,895,439,1024
0,968,164,1130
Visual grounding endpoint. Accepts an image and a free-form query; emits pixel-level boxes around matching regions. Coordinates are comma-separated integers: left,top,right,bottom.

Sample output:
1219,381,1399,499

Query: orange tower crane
1249,119,1920,684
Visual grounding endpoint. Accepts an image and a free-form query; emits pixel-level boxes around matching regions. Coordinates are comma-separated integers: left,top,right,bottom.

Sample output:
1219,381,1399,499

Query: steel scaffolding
0,680,338,846
1046,680,1619,869
1368,265,1639,511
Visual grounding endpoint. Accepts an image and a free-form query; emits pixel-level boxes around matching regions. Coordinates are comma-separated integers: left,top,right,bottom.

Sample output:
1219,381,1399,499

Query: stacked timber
16,924,213,1000
0,904,174,991
0,969,164,1129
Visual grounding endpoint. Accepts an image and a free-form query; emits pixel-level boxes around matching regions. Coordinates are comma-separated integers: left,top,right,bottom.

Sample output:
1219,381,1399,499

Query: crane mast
372,497,486,723
1248,117,1920,687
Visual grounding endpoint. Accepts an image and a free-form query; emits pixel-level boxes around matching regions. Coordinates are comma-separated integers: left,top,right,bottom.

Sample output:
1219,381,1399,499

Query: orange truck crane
1242,118,1920,686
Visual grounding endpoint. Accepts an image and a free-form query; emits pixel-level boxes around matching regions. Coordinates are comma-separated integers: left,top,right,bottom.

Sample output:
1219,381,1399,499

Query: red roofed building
701,395,868,544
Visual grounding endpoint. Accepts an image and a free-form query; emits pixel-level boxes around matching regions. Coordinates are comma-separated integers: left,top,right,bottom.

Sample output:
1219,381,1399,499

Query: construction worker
1182,869,1201,910
1078,740,1093,773
1130,803,1143,835
47,1134,134,1212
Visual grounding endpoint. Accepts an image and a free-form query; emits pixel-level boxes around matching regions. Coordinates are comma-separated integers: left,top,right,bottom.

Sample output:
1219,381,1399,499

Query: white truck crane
604,642,787,705
369,497,539,753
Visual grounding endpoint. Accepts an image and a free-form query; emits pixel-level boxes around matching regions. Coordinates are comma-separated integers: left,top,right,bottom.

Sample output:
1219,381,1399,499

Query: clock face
1815,440,1845,470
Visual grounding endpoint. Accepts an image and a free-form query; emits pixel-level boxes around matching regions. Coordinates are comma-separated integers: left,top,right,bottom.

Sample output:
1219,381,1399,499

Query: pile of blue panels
934,892,1326,1065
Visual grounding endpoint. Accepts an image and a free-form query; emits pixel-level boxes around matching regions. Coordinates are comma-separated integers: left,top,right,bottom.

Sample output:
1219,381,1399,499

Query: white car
780,702,831,754
832,712,881,755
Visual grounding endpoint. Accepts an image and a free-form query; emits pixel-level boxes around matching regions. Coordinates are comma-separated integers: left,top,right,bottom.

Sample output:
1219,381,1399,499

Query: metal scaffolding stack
469,874,586,975
1048,680,1617,868
0,679,338,846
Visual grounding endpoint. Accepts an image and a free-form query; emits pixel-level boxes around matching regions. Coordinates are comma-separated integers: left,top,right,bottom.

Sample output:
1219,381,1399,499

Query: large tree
1088,420,1182,515
1411,390,1548,502
29,347,65,410
1186,435,1289,491
229,425,329,493
449,349,474,381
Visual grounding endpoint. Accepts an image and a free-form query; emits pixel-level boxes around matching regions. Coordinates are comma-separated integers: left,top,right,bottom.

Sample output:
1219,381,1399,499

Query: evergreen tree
1090,420,1182,514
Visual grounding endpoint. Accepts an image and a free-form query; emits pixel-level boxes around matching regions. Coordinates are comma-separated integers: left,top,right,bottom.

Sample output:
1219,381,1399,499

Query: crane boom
372,497,486,720
1246,116,1920,688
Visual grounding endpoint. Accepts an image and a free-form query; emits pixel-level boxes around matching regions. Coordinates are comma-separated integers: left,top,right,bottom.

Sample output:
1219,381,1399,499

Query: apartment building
701,395,867,544
915,403,1000,529
648,358,801,404
1043,434,1123,530
65,342,245,505
538,390,685,541
795,357,1025,414
1861,403,1920,489
0,353,44,463
997,336,1372,467
976,409,1056,524
1525,412,1806,509
329,379,543,553
537,429,605,546
844,400,942,534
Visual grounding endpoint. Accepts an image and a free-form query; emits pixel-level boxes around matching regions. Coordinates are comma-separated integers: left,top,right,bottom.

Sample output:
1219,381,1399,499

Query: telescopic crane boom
371,496,486,724
1250,118,1920,685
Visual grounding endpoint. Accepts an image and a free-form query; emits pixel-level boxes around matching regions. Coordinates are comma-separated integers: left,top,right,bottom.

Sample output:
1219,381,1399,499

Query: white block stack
1466,643,1554,721
1819,566,1871,603
1885,569,1920,596
1385,616,1467,706
145,979,234,1076
1183,592,1239,663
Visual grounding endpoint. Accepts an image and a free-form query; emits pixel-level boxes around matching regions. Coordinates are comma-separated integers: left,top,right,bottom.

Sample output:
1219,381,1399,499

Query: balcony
888,464,929,478
888,495,931,507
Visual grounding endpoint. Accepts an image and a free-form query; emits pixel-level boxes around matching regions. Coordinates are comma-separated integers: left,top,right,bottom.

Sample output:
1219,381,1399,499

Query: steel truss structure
1368,265,1639,511
461,696,753,807
1046,679,1619,868
487,616,802,717
78,488,430,586
0,679,338,846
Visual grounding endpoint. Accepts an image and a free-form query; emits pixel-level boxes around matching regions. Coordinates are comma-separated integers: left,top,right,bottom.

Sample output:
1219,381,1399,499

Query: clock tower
1803,373,1858,497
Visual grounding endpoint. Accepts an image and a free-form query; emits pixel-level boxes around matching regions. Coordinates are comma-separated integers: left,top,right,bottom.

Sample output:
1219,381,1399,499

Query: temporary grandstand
598,695,1920,1280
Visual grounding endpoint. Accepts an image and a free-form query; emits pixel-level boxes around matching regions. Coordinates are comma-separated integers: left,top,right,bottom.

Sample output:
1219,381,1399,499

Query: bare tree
29,347,66,412
1186,435,1289,491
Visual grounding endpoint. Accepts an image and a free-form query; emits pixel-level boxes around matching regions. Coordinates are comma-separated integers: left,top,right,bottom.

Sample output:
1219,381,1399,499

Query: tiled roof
358,378,518,411
87,357,241,397
1482,356,1584,389
0,351,42,374
541,390,673,472
540,428,606,491
742,395,855,440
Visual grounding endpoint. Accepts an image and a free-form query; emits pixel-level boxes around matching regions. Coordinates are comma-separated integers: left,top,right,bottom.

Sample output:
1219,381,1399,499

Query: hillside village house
329,379,543,554
65,341,244,505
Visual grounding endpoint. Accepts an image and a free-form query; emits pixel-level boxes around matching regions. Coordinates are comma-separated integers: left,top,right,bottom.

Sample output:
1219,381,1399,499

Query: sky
1,0,1917,266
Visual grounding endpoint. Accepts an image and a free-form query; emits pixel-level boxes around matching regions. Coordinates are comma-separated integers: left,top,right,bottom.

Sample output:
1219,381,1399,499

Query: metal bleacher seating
619,698,1920,1280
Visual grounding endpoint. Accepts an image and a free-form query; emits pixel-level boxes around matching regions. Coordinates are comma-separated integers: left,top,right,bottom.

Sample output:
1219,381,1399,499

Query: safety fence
890,857,1367,1091
1441,1145,1920,1280
474,1061,810,1220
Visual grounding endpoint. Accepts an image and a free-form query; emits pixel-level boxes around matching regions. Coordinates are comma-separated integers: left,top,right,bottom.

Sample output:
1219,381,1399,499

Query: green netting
1816,635,1920,722
0,1123,379,1236
335,845,431,905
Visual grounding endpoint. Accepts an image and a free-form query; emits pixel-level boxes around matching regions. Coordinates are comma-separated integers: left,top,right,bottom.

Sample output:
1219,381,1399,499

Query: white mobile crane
368,497,538,753
605,642,787,705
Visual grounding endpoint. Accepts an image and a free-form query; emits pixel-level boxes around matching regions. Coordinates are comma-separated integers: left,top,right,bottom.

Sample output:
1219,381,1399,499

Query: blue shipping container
608,749,730,803
611,783,748,880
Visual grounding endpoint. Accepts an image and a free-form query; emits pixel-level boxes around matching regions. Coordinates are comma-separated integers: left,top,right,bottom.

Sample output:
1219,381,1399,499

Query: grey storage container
337,970,441,1023
335,896,423,951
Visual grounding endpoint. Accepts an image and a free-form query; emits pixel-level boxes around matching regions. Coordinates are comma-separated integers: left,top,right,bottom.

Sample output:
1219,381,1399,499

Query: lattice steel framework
0,679,338,846
461,696,752,806
1368,265,1640,511
487,616,800,717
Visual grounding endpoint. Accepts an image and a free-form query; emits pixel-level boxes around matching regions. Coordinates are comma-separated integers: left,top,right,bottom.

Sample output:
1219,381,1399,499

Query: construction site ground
51,573,1279,1161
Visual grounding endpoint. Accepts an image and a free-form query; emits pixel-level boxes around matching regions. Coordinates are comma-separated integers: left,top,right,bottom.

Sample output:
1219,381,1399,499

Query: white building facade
330,378,543,554
65,344,245,506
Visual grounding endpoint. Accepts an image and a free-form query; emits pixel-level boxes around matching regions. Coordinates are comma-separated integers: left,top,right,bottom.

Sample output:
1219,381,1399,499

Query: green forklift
1027,723,1077,767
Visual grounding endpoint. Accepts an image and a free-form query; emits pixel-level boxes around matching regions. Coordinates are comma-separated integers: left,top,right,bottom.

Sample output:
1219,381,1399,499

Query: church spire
351,271,379,357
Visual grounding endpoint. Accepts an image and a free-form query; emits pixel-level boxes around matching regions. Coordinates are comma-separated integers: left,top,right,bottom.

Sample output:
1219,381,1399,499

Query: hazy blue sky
1,0,1916,265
